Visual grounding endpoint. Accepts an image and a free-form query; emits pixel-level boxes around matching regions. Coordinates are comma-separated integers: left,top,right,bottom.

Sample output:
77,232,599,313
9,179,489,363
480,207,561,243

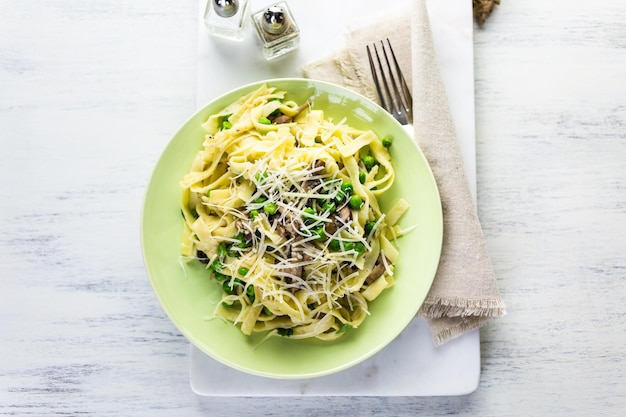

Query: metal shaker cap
213,0,238,18
262,6,287,35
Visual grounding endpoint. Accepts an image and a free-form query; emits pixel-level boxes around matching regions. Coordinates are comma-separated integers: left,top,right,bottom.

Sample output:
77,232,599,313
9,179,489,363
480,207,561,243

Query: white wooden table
1,0,625,415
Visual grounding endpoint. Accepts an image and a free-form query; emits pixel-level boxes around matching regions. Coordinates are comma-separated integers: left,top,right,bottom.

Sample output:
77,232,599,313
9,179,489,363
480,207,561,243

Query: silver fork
366,39,413,125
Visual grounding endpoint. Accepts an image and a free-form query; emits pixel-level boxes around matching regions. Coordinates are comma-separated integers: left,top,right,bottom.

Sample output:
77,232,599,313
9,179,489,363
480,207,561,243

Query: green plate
141,78,442,379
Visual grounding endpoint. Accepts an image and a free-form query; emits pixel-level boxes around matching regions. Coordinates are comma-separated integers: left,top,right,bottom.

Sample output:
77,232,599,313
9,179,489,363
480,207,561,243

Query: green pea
341,182,354,196
355,242,366,255
254,197,267,204
322,200,336,213
334,190,346,204
214,272,228,282
365,220,378,235
358,171,366,184
234,232,250,249
250,209,259,219
381,135,393,148
217,242,229,258
343,242,355,251
313,226,325,241
328,239,341,251
222,280,236,294
210,260,223,272
362,155,377,171
246,285,255,302
349,195,363,210
255,171,268,183
263,201,278,215
238,267,249,276
258,117,271,125
218,114,232,130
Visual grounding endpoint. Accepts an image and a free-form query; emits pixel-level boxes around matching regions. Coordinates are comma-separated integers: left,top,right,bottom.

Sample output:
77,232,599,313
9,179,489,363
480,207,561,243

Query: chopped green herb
337,323,353,334
269,108,282,117
277,328,294,337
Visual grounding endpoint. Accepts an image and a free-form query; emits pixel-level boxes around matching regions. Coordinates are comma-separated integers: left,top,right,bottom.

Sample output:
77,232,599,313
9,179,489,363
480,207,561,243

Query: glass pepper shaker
251,2,300,60
203,0,249,41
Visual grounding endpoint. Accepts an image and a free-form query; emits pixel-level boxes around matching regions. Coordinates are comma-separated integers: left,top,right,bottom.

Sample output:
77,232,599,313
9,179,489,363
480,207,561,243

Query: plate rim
140,77,443,379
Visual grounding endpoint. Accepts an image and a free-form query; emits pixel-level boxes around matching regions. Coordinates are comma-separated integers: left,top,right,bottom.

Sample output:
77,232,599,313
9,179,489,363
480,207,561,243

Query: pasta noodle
180,84,409,340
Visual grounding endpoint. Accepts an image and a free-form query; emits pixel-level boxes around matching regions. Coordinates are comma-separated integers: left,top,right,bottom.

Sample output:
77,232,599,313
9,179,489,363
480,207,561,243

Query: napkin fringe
420,297,506,318
431,317,487,346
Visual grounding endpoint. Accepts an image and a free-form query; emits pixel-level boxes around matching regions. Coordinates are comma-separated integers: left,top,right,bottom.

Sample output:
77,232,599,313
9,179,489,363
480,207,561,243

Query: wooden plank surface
1,0,624,415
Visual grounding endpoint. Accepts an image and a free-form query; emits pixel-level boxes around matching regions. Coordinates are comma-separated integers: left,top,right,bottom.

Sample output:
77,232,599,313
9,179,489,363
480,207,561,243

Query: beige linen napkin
303,0,505,345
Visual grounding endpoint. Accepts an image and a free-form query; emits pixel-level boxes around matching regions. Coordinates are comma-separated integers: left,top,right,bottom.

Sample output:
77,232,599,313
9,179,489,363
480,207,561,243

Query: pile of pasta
180,84,409,340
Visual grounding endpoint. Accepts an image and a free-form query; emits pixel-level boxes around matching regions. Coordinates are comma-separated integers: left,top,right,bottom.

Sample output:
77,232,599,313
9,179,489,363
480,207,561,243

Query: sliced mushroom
335,204,351,227
365,255,388,285
273,114,292,124
235,219,253,242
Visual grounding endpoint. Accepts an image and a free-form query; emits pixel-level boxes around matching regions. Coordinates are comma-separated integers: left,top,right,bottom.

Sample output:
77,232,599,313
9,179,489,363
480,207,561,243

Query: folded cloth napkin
303,0,506,345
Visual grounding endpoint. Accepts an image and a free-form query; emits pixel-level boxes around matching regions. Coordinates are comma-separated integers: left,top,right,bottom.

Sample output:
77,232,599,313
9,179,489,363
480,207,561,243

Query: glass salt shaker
251,2,300,60
203,0,249,41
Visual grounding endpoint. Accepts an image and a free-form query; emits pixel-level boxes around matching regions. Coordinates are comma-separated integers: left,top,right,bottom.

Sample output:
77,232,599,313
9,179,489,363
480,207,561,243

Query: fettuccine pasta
180,84,408,340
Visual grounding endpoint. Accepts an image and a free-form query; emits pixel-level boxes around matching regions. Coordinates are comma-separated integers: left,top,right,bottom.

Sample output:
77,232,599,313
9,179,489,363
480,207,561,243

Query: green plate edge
140,78,443,379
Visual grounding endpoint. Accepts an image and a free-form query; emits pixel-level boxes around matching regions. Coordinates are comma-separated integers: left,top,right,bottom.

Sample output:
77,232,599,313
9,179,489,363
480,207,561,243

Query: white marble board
191,0,480,396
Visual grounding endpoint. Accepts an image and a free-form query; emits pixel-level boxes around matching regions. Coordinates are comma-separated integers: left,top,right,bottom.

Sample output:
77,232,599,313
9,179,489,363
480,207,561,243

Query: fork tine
367,44,391,113
366,39,412,125
385,38,413,124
